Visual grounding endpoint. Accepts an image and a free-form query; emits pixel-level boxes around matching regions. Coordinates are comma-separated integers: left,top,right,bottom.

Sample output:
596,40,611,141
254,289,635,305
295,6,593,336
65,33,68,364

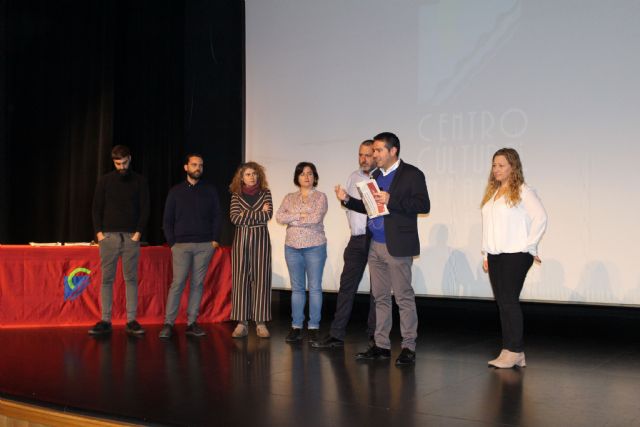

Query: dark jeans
329,235,376,340
487,252,534,352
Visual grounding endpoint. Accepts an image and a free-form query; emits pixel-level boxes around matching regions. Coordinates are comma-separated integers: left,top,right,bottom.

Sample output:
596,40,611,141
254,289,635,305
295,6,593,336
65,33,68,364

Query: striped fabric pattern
230,189,273,322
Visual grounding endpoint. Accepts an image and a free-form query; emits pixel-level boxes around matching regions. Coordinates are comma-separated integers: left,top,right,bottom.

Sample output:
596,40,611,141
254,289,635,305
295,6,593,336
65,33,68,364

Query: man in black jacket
336,132,430,365
90,145,150,336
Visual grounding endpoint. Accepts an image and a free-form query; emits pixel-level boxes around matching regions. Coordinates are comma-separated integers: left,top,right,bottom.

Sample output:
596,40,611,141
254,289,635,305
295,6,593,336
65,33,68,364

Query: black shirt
92,170,150,235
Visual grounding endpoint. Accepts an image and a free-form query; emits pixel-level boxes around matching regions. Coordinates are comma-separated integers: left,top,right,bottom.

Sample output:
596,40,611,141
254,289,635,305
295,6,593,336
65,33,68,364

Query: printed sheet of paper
355,180,389,218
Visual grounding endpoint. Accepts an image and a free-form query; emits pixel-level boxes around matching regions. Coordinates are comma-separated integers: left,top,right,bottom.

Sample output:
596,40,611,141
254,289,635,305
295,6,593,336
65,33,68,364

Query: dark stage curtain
0,0,244,245
0,0,8,243
3,1,118,244
184,0,244,246
111,0,185,245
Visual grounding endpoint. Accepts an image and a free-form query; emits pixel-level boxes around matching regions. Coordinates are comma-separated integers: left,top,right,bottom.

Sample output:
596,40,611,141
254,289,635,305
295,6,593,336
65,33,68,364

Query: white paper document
355,180,390,218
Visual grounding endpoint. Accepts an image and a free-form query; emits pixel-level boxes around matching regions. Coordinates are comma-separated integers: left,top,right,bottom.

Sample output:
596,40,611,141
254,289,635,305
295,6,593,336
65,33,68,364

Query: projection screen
245,0,640,305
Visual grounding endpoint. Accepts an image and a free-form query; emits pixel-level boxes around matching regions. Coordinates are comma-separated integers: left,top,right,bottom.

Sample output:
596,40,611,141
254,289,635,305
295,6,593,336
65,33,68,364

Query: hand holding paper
373,190,390,205
355,180,389,218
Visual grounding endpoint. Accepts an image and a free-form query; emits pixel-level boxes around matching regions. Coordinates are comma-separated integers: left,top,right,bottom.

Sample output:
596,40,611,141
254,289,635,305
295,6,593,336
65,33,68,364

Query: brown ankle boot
232,322,248,338
256,323,270,338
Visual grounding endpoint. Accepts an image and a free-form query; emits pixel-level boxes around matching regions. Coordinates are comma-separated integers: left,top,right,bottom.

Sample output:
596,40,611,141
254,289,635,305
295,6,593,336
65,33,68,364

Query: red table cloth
0,245,232,328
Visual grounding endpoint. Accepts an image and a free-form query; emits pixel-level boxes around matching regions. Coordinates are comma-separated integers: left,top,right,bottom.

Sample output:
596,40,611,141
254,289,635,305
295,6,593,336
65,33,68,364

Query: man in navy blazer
336,132,430,365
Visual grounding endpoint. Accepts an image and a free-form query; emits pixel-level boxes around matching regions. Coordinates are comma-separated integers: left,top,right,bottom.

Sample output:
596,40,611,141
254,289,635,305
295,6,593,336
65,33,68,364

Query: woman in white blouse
481,148,547,369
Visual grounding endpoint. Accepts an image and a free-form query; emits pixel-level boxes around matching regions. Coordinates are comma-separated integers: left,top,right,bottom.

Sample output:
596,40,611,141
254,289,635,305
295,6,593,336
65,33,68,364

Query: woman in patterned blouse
229,162,273,338
276,162,328,344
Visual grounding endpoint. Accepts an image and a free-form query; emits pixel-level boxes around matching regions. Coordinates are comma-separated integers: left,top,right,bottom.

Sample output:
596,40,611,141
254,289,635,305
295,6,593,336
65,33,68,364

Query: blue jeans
284,244,327,329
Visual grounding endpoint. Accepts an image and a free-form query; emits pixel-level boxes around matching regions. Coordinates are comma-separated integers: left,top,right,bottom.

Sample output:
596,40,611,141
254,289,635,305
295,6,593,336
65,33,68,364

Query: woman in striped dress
229,162,273,338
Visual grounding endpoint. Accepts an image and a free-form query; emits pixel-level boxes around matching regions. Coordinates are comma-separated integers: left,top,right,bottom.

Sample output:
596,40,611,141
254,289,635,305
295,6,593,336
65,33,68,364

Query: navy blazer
345,160,430,257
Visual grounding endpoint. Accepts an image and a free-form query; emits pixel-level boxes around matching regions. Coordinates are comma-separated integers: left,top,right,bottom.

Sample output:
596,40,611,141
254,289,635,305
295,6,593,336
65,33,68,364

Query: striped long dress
230,189,273,322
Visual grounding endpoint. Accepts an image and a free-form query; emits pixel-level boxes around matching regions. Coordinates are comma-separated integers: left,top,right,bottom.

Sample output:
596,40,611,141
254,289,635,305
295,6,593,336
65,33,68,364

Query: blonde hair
480,148,525,207
229,161,269,194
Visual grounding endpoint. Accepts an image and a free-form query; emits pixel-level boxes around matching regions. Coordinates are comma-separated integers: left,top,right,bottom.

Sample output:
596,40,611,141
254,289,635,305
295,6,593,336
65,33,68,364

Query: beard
187,170,202,180
117,168,129,175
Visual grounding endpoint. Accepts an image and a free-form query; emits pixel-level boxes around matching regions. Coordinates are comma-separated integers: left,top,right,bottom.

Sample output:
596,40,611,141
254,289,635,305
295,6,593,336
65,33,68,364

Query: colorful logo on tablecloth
64,267,92,301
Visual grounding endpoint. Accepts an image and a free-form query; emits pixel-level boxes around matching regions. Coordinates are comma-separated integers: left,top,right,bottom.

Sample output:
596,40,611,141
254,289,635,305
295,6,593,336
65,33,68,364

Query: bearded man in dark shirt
89,145,150,336
159,154,221,339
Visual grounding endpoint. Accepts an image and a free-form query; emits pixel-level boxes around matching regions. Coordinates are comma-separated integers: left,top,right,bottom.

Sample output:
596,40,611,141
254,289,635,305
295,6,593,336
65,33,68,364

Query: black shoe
285,327,303,343
311,335,344,349
159,324,173,339
356,345,391,360
186,322,206,337
308,329,320,344
395,348,416,366
125,320,146,336
88,321,112,336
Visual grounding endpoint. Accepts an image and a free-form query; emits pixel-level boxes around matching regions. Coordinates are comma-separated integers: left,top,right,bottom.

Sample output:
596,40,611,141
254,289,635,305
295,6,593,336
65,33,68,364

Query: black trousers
329,235,376,340
487,252,534,352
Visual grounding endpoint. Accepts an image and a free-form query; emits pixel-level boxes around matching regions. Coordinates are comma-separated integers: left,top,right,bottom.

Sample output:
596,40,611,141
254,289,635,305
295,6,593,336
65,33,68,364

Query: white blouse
481,184,548,259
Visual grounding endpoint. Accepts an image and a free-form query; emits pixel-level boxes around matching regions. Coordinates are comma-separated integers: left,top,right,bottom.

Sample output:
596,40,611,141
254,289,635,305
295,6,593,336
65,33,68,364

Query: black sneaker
285,327,303,343
395,348,416,366
186,322,206,337
88,321,112,336
126,320,146,336
159,324,173,339
308,329,320,344
356,345,391,360
311,335,344,349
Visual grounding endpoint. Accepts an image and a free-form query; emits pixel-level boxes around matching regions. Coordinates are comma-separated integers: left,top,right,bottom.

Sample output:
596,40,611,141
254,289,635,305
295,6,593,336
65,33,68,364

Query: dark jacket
162,180,221,247
345,160,430,257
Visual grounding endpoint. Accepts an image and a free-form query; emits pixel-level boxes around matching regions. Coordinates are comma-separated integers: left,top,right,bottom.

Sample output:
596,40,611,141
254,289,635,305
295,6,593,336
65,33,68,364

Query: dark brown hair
293,162,319,187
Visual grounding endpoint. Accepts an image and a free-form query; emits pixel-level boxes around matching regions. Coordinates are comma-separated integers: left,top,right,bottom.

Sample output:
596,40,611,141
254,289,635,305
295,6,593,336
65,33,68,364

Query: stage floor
2,298,640,426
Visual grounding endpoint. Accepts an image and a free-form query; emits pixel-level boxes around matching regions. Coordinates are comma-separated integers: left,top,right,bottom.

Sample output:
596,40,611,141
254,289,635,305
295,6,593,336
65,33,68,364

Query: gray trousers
99,232,141,322
369,241,418,351
164,242,215,325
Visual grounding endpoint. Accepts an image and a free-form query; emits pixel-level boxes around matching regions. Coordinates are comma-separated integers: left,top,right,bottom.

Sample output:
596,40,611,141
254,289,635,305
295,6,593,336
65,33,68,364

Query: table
0,245,232,328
